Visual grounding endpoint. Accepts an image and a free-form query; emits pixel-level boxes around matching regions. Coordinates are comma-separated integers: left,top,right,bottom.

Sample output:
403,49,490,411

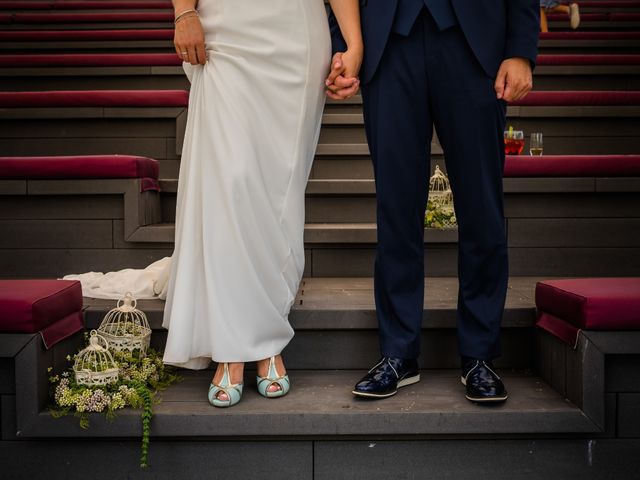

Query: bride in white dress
162,0,361,406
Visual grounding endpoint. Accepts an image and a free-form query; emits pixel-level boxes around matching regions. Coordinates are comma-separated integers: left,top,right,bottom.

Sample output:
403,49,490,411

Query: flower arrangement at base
47,330,181,468
425,200,457,229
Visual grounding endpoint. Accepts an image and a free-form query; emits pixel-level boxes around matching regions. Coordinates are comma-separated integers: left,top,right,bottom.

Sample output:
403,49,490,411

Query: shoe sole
460,376,508,403
352,374,420,398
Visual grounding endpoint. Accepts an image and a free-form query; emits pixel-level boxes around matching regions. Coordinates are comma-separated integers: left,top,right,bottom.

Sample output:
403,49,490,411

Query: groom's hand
494,57,533,102
325,52,360,101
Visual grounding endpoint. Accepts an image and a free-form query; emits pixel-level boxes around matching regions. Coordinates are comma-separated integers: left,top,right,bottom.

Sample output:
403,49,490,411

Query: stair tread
83,276,542,329
30,369,597,437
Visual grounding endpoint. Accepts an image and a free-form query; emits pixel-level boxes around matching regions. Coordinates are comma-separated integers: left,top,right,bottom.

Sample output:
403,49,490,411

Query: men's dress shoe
353,356,420,398
461,357,508,403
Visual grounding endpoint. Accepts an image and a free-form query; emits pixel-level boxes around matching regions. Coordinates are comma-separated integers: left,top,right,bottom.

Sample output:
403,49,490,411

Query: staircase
1,1,640,478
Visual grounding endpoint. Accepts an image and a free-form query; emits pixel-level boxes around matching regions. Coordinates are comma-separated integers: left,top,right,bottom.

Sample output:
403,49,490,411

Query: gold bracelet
174,8,198,24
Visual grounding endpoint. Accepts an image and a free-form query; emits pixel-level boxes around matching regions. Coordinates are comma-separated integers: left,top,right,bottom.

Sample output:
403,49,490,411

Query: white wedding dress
63,0,331,370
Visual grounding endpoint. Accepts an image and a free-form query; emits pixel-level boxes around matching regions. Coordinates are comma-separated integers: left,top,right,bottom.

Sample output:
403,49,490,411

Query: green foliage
47,344,181,468
424,200,457,229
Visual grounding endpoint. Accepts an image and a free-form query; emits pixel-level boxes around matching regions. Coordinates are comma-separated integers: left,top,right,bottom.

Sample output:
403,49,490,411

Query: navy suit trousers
361,10,509,361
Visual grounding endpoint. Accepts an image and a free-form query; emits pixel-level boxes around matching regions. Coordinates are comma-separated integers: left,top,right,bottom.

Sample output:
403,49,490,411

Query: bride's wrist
174,8,198,24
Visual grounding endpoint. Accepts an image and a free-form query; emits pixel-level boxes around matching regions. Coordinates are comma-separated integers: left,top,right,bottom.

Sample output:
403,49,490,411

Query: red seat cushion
504,155,640,177
11,12,173,23
540,32,640,40
0,29,173,41
512,91,640,107
0,280,84,348
0,53,181,67
536,278,640,346
0,89,188,108
537,54,640,66
0,155,161,192
0,1,172,10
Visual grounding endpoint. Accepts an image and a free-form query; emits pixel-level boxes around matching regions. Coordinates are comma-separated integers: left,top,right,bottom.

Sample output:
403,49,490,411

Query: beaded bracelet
174,8,198,24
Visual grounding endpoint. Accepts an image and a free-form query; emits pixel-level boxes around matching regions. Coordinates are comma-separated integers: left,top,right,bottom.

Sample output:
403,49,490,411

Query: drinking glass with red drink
504,128,524,155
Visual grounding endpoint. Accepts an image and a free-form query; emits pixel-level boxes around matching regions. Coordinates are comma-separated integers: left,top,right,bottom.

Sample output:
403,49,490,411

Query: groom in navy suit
327,0,539,402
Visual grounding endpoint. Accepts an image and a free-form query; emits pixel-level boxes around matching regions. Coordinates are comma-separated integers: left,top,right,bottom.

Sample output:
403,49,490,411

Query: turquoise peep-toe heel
256,356,290,398
208,363,243,408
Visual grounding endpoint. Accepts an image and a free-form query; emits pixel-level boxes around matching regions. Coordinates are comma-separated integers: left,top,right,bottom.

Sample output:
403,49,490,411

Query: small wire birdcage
426,165,457,229
73,330,119,386
97,291,151,357
429,165,454,212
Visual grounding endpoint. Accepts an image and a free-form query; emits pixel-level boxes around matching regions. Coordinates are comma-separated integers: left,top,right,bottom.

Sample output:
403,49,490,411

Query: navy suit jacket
329,0,540,84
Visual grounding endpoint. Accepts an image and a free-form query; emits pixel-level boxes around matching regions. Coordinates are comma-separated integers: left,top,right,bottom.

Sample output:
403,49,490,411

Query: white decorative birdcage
429,165,454,212
426,165,457,229
97,291,151,357
73,330,119,386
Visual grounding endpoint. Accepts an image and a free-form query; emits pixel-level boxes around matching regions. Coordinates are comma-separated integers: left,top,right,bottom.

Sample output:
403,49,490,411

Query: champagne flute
530,132,543,156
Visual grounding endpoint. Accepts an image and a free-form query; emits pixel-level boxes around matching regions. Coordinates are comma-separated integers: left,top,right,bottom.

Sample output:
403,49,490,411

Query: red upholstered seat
537,54,640,66
512,91,640,107
0,53,181,68
580,1,640,6
0,29,173,41
579,1,640,6
0,155,161,192
504,155,640,177
10,12,173,23
0,280,84,349
0,1,172,10
0,89,188,108
536,278,640,346
540,31,640,40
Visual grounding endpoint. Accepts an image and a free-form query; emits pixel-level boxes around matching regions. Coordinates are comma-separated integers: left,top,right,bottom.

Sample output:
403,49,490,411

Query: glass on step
529,132,543,156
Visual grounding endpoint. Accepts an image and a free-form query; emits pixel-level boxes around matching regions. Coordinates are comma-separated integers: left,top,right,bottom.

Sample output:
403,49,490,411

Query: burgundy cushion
11,12,173,23
537,54,640,66
504,155,640,177
0,1,172,10
0,29,173,41
0,53,181,67
512,91,640,107
540,32,640,40
0,280,84,348
547,13,609,21
0,155,161,191
536,278,640,346
611,13,640,20
0,89,188,108
579,1,640,6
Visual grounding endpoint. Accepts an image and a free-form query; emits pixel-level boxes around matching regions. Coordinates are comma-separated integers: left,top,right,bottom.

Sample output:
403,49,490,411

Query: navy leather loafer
352,356,420,398
461,357,508,403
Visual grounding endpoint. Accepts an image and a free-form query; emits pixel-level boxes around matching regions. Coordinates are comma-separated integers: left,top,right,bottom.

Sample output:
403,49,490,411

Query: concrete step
20,369,598,438
81,276,540,370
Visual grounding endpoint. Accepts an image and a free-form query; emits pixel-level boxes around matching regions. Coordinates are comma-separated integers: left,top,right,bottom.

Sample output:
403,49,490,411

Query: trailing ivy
47,343,181,468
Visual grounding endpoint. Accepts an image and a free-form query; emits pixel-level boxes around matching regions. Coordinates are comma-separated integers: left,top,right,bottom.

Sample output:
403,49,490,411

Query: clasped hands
325,49,362,101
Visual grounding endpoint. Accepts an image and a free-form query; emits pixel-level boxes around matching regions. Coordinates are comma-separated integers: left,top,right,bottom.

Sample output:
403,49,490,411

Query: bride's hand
325,46,363,101
174,14,207,65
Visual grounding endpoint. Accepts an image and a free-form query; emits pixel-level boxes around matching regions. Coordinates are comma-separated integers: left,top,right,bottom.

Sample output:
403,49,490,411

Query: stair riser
128,329,535,370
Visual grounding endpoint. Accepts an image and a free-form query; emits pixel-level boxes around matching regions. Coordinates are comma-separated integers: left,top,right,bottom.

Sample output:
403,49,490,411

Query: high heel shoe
208,363,243,408
256,356,290,398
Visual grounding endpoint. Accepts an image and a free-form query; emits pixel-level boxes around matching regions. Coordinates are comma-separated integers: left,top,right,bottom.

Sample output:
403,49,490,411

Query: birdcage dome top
97,292,151,356
429,165,450,192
